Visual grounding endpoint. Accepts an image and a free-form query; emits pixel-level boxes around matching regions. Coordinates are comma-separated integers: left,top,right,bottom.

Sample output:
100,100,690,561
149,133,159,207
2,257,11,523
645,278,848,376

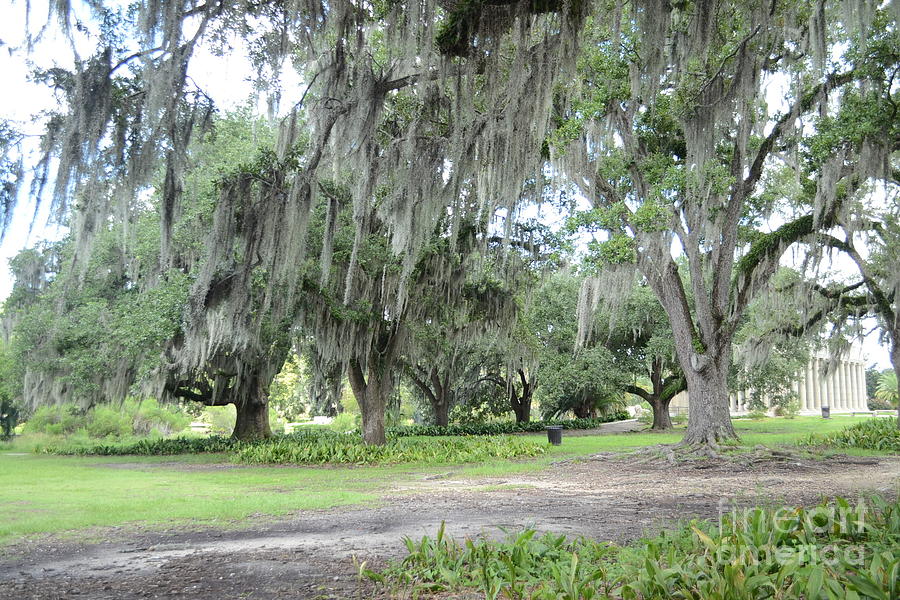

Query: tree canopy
2,0,897,444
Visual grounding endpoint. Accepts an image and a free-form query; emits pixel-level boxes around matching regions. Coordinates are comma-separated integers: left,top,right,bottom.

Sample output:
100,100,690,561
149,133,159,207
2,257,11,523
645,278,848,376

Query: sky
0,1,894,370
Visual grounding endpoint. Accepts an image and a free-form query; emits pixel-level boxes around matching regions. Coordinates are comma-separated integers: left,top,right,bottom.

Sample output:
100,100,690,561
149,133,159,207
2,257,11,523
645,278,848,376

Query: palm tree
875,372,899,408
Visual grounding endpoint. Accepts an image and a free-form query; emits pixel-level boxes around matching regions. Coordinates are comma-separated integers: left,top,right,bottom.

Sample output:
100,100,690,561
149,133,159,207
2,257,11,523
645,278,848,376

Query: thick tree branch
624,384,651,402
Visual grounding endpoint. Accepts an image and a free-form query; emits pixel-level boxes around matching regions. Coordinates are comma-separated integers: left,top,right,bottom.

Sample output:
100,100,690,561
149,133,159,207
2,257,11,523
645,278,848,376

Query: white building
670,347,869,415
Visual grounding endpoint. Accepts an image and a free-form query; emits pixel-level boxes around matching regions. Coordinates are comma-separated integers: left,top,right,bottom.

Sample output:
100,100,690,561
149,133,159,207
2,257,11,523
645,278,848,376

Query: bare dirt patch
3,453,899,599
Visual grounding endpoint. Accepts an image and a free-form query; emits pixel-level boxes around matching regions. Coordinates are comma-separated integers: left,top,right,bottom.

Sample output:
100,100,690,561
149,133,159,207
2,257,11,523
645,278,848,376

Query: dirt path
3,453,899,599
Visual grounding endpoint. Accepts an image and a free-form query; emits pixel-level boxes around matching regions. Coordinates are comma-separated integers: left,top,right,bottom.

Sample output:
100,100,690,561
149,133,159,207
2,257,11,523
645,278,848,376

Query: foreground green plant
802,418,900,453
375,496,900,599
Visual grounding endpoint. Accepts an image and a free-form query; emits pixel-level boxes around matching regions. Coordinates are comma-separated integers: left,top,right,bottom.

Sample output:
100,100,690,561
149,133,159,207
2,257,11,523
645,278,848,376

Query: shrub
200,405,237,436
774,398,800,418
85,405,133,438
375,496,900,600
802,417,900,452
868,397,896,411
131,398,191,436
24,399,191,439
24,404,87,436
387,412,630,438
327,412,359,433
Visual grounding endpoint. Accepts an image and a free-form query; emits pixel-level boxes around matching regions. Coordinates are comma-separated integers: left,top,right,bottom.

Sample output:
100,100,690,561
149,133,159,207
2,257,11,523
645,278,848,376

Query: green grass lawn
0,415,887,545
0,454,386,544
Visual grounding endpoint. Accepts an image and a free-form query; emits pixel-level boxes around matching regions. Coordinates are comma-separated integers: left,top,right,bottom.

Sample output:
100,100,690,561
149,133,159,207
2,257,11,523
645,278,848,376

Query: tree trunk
510,386,532,423
512,399,530,423
413,367,451,427
510,368,533,423
572,400,596,419
680,359,736,445
348,358,392,445
649,396,673,430
232,399,271,441
891,335,900,430
641,249,738,446
433,397,450,427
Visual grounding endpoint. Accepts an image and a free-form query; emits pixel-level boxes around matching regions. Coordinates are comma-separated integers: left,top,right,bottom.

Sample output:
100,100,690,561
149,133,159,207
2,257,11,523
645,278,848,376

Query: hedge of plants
233,434,546,465
39,435,238,456
373,496,900,599
387,411,631,437
39,429,547,465
802,417,900,453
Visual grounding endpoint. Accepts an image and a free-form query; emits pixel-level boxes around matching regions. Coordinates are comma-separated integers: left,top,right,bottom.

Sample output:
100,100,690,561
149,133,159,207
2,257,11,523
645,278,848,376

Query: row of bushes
234,434,546,465
40,435,238,456
387,411,631,437
375,496,900,599
25,399,190,439
803,417,900,452
39,429,547,465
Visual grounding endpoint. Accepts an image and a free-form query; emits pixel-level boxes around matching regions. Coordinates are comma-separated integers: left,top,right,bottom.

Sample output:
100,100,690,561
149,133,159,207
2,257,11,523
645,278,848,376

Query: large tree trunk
228,352,286,441
510,386,532,423
644,258,737,446
233,340,293,441
649,397,673,430
433,395,450,427
167,344,287,442
680,359,736,445
232,399,271,441
348,358,393,445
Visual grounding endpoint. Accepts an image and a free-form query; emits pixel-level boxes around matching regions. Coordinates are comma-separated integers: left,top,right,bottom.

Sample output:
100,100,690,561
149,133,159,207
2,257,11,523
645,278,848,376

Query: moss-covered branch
436,0,569,57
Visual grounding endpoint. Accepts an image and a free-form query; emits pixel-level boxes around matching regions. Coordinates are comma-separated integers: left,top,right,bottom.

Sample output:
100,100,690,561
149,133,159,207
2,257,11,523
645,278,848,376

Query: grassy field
0,415,885,545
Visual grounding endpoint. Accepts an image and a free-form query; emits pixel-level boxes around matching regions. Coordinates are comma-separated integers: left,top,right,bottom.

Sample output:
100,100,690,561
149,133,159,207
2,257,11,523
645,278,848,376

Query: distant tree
268,352,307,421
533,271,628,420
865,366,881,401
591,284,684,431
403,248,522,426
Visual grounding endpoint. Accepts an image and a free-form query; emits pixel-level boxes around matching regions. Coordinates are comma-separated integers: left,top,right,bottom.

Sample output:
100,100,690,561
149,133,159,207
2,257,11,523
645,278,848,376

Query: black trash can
546,425,563,445
821,405,830,419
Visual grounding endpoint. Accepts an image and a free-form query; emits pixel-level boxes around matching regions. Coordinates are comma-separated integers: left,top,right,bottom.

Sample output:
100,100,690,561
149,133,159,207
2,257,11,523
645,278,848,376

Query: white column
814,359,824,409
824,361,834,409
800,364,809,411
849,362,859,410
838,362,848,411
857,363,867,410
847,362,855,410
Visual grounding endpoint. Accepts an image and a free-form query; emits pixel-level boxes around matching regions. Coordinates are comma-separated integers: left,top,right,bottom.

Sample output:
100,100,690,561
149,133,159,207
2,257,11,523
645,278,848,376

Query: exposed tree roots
568,444,880,471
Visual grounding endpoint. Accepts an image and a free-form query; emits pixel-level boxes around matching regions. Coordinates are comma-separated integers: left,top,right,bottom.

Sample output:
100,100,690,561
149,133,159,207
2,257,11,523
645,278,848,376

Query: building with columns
670,347,870,415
